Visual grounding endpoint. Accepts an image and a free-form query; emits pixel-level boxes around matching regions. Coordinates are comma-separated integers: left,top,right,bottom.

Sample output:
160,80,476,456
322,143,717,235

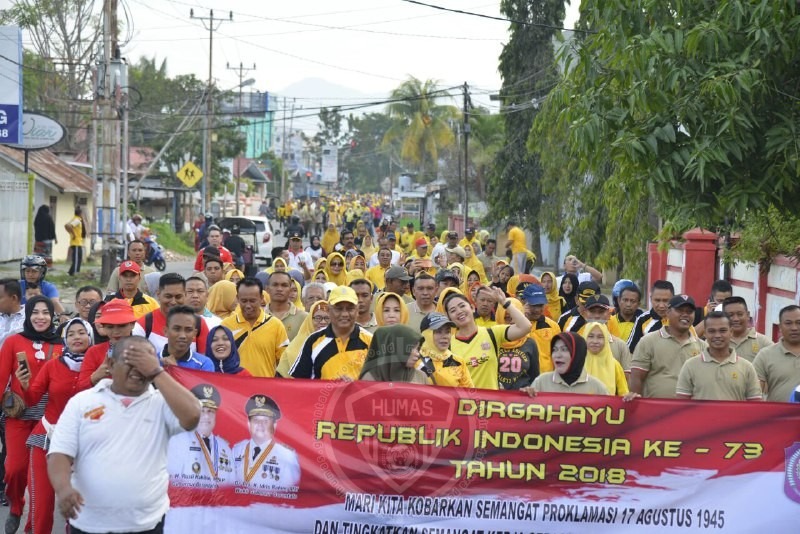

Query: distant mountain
277,78,390,113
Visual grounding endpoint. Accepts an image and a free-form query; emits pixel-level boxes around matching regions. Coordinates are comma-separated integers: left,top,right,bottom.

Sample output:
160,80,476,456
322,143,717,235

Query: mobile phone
16,352,28,373
415,357,435,377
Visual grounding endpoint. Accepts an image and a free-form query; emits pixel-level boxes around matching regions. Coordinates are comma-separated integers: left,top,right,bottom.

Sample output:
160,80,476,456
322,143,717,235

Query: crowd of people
0,193,797,533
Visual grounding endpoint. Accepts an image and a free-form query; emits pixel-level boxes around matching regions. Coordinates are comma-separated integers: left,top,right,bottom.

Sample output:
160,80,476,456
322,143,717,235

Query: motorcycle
143,235,167,272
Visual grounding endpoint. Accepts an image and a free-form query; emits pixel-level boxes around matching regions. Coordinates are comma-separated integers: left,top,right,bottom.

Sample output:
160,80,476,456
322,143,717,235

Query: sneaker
0,492,7,506
4,514,20,534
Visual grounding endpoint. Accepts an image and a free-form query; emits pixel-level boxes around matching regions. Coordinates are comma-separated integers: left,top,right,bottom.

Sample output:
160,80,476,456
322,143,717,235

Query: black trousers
69,515,165,534
68,245,83,275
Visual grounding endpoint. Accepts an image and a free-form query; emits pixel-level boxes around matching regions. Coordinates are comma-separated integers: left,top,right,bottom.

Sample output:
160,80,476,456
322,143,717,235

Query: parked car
243,215,275,266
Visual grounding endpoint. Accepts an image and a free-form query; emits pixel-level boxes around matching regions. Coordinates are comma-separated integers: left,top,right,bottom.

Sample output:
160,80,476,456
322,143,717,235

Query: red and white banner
165,367,800,533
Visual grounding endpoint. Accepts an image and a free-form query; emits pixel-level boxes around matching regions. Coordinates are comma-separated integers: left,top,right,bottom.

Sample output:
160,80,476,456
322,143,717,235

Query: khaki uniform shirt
752,340,800,402
631,327,706,398
676,349,762,401
730,328,772,363
532,369,609,395
270,303,308,342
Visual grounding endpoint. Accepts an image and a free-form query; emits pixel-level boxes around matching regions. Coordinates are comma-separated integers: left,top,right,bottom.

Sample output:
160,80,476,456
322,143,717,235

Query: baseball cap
287,230,303,240
465,227,475,235
328,286,359,306
584,294,611,309
435,269,460,284
427,223,436,230
415,237,428,248
385,265,412,281
577,281,601,303
520,284,547,306
445,246,466,259
119,260,140,275
386,232,397,240
447,231,458,239
669,294,696,309
420,312,456,332
95,298,136,325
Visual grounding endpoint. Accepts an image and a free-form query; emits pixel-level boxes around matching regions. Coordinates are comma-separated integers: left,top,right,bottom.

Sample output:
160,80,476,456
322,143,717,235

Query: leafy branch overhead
531,0,800,275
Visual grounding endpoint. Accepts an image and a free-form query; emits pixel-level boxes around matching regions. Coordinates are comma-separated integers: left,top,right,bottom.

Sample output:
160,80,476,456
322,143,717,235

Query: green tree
486,0,566,260
346,112,396,192
533,0,800,276
3,0,100,150
382,77,459,182
468,110,505,200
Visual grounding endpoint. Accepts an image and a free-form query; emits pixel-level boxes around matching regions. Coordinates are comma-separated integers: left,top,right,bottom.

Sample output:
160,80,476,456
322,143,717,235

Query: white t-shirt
367,250,401,268
48,379,191,532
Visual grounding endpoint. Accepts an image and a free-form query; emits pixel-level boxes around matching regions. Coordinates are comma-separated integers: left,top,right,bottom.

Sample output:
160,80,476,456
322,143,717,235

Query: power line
399,0,594,34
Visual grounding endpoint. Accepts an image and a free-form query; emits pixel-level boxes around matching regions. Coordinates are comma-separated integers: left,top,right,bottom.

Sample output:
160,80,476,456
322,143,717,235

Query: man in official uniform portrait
233,394,300,493
167,384,233,488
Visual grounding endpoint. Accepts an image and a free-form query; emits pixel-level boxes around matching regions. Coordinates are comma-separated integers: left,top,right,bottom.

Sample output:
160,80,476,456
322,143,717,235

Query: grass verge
150,222,195,256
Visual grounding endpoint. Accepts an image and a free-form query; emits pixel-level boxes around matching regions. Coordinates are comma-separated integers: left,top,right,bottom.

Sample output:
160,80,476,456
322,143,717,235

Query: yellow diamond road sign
177,161,203,188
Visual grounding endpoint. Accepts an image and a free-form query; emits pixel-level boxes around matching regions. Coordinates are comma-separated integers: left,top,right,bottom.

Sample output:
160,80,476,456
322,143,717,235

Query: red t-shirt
77,341,111,391
23,357,82,434
193,246,233,271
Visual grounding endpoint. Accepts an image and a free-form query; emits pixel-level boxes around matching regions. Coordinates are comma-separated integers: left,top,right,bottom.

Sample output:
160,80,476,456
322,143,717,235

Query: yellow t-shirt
451,325,509,390
507,226,526,254
67,216,83,247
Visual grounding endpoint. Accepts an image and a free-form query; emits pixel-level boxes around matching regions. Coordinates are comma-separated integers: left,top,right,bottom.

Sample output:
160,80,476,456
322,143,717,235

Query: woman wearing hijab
313,269,329,283
494,298,540,390
359,325,430,384
207,280,239,319
18,318,92,534
540,271,564,319
276,301,330,377
360,234,377,260
559,273,579,313
375,292,409,326
305,235,324,264
144,271,162,297
584,322,629,395
463,244,488,283
205,325,252,376
224,268,244,284
324,252,348,286
419,313,473,388
349,254,367,273
524,332,609,395
321,223,340,255
33,205,57,266
0,296,63,533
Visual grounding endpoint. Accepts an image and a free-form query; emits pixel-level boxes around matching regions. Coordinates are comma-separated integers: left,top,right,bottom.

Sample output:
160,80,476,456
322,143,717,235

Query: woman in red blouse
18,317,93,534
0,296,62,534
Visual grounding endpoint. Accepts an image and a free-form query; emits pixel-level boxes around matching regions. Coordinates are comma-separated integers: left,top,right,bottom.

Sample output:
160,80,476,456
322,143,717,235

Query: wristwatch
502,300,511,309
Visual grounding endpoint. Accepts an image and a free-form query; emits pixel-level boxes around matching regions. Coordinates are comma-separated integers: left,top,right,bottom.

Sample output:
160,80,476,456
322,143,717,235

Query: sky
12,0,582,132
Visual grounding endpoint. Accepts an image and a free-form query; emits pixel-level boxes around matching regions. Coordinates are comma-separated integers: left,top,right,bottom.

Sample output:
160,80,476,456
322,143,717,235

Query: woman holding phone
0,296,62,534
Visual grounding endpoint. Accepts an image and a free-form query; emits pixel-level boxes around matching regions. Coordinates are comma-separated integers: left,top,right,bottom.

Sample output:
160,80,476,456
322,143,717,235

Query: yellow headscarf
494,298,527,349
314,257,327,271
324,252,348,286
207,280,238,319
463,251,488,283
224,268,244,283
540,271,564,320
346,268,366,285
583,322,626,395
349,255,367,272
322,225,340,254
291,279,305,311
312,269,329,283
276,300,329,377
267,257,299,275
361,234,377,260
436,287,463,314
375,292,409,326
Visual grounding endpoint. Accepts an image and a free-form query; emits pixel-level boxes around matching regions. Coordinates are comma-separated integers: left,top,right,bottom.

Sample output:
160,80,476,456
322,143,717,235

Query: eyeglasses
313,314,331,324
330,262,344,267
77,299,100,307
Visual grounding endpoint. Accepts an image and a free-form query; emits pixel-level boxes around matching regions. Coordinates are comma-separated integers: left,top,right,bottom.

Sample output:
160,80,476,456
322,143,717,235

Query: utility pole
190,9,232,215
462,82,470,231
98,0,119,248
227,62,256,215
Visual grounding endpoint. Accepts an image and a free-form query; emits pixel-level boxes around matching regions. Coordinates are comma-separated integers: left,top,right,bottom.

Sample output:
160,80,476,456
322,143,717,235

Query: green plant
149,222,195,256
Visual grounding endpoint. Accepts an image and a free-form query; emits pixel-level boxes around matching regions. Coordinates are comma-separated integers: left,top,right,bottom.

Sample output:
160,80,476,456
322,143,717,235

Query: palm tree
382,77,459,181
468,110,505,199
